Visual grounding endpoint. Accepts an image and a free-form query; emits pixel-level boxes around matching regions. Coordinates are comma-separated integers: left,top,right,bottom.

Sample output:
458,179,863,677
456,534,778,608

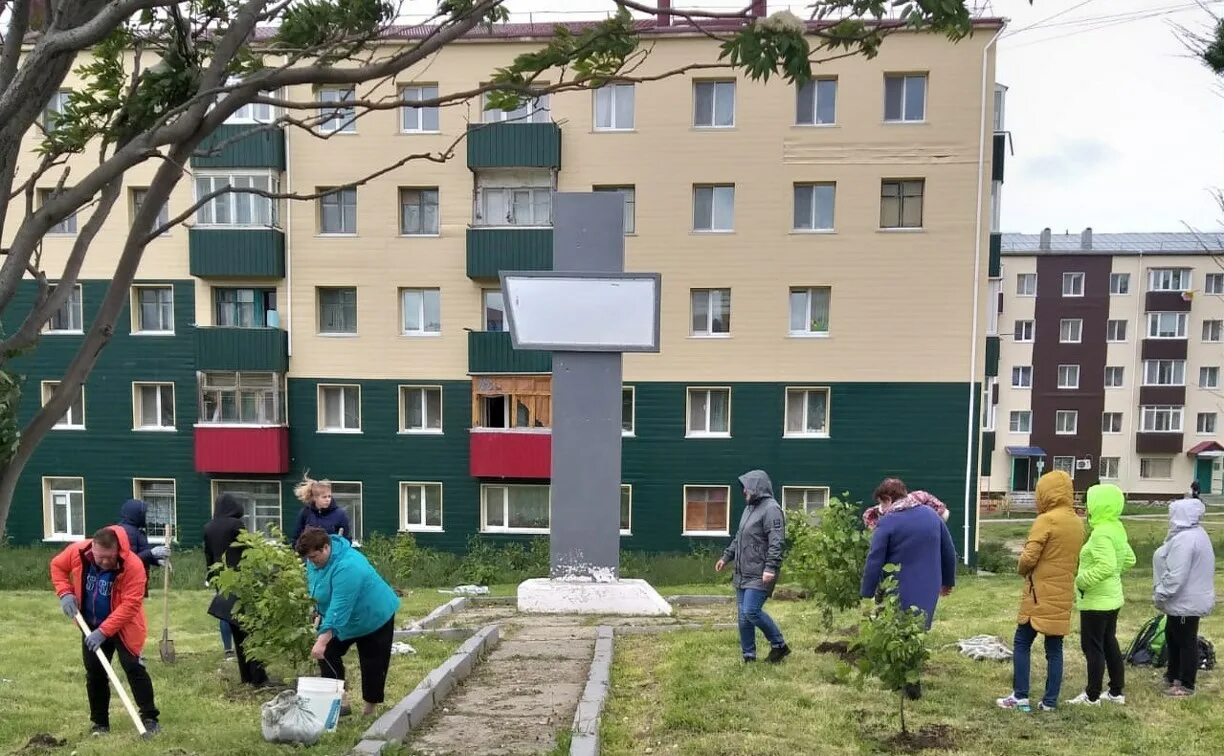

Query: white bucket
296,676,344,732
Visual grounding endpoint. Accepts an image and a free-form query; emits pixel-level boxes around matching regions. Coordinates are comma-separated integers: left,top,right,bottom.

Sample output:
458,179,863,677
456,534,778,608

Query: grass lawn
0,588,459,755
600,572,1224,755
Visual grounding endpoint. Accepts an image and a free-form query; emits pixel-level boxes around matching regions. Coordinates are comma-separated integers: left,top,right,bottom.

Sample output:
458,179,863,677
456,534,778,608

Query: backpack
1198,637,1216,671
1125,615,1168,667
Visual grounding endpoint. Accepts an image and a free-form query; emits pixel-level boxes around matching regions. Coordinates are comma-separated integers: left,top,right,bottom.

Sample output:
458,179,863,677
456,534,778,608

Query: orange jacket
50,525,148,656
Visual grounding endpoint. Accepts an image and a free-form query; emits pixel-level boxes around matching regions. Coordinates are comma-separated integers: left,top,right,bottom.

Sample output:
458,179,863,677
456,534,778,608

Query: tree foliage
850,565,930,735
785,493,870,623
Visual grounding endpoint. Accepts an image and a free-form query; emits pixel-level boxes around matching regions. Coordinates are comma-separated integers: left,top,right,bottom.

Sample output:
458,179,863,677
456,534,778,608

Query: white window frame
1148,268,1191,292
1199,366,1220,389
1057,364,1080,390
682,484,732,537
197,371,285,426
42,380,84,430
482,288,505,332
883,73,927,123
1203,320,1223,343
1062,272,1084,297
1104,366,1125,389
690,288,731,337
399,84,440,133
693,80,736,128
318,187,358,235
622,386,635,437
480,483,551,534
399,385,443,434
1140,457,1174,480
792,182,836,232
1014,320,1034,343
686,387,731,438
131,187,170,235
795,78,837,126
400,482,444,532
1197,412,1218,435
620,484,633,536
399,187,440,236
784,387,830,438
1016,273,1037,297
692,184,735,232
400,288,442,337
1053,456,1076,476
1206,273,1224,295
781,486,830,522
44,476,85,542
476,185,552,227
132,382,176,431
1140,405,1184,433
1059,318,1083,344
789,286,831,336
1106,319,1127,343
131,285,174,335
1109,273,1130,295
212,479,283,536
593,83,635,130
1055,410,1078,435
43,89,71,128
193,171,279,228
317,86,357,133
44,283,83,334
1102,412,1123,434
481,91,551,123
1012,365,1033,389
1147,312,1188,339
1099,457,1120,480
1143,360,1187,387
1007,410,1031,434
317,383,362,433
133,478,177,543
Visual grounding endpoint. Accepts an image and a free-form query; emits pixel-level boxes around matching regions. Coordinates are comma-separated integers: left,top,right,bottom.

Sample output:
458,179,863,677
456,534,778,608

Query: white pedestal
517,577,673,616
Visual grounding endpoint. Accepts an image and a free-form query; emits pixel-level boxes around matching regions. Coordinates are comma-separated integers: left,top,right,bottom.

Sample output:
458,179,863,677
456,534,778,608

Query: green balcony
985,336,1000,377
468,330,551,374
989,233,1002,277
981,431,996,476
466,227,553,279
194,326,288,372
992,133,1006,182
467,123,561,169
191,124,286,170
189,228,285,278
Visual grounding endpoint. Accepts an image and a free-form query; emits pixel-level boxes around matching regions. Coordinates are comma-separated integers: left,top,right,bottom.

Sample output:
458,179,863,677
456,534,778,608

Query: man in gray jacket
1153,497,1217,696
716,469,790,663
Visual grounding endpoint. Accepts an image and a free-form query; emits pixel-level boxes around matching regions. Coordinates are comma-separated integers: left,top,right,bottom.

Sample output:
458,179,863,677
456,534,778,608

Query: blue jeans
736,588,785,659
220,619,234,652
1013,622,1064,708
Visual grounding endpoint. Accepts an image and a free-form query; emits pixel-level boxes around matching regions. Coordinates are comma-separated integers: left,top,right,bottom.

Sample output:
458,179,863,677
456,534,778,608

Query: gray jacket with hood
721,470,785,594
1153,498,1217,618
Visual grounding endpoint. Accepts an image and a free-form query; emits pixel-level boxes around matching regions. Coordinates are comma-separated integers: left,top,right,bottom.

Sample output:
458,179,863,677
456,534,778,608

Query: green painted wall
992,133,1006,182
195,326,289,371
189,228,286,278
466,123,562,169
467,331,551,374
191,124,287,170
989,233,1002,278
985,336,1000,378
466,228,553,279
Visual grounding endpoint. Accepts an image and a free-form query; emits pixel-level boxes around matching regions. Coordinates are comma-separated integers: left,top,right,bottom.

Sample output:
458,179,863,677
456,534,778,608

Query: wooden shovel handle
73,612,147,736
161,523,172,630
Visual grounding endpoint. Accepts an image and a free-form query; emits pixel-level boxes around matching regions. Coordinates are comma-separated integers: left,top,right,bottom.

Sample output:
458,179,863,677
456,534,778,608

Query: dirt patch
814,640,862,664
883,724,958,753
771,586,810,601
17,734,66,753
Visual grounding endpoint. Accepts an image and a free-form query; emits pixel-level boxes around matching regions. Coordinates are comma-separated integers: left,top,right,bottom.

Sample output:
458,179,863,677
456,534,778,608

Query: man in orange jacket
51,526,161,736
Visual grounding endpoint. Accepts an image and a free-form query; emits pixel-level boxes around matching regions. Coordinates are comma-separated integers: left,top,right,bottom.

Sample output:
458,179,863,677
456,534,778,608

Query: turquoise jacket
307,535,400,641
1075,484,1136,612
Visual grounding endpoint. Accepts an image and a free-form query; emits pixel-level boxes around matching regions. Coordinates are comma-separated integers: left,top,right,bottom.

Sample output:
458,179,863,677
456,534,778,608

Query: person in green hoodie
1067,483,1135,705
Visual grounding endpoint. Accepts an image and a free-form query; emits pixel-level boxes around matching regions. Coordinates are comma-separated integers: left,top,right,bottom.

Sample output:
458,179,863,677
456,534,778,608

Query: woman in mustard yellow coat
996,470,1085,712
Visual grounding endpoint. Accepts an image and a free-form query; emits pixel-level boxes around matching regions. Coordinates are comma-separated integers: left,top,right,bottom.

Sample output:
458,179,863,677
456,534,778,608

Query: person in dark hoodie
715,469,790,663
115,499,169,596
290,474,351,546
203,493,270,687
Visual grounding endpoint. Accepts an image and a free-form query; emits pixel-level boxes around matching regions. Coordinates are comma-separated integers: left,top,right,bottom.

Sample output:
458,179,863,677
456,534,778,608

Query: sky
397,0,1224,235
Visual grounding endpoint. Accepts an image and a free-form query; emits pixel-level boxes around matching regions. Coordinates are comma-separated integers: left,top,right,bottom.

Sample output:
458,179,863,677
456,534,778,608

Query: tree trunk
899,693,907,736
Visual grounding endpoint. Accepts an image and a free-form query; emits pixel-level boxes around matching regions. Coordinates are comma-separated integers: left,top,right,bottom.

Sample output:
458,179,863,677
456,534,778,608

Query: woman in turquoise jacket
297,528,400,717
1067,483,1135,706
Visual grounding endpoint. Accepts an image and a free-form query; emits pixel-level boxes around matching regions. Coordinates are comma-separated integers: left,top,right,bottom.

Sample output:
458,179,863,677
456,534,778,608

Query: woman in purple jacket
290,475,352,546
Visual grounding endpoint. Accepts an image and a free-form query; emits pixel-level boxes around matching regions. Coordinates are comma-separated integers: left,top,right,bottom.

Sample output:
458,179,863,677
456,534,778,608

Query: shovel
73,612,149,738
158,523,176,664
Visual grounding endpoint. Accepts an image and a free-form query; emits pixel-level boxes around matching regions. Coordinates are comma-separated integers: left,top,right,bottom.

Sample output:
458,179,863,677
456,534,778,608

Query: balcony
469,428,551,479
194,327,288,372
1138,385,1186,406
466,227,552,279
1145,291,1192,312
190,124,286,170
985,336,1000,378
989,233,1002,277
992,133,1006,182
467,122,561,169
194,426,289,474
1136,432,1184,455
468,330,552,374
189,228,285,278
1141,339,1188,360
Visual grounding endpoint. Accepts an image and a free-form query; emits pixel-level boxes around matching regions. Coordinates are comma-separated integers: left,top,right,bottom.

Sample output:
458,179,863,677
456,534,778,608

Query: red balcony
469,428,551,479
194,426,290,474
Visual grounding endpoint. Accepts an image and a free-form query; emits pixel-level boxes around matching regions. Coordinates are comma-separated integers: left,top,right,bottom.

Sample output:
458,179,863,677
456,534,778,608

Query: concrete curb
665,594,733,605
470,595,517,605
393,627,474,641
569,626,615,756
614,622,737,636
404,596,470,632
352,622,501,754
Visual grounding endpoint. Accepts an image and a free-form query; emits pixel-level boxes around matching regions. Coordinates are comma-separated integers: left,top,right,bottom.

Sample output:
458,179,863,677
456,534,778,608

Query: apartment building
985,229,1224,501
6,12,1004,556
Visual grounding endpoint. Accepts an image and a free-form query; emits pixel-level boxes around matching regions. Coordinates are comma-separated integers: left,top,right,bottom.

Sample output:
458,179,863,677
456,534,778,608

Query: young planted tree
786,493,870,623
0,0,981,538
851,565,930,736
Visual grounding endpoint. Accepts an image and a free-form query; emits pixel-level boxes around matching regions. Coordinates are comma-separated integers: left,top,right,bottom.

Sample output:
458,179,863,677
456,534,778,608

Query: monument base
517,577,673,616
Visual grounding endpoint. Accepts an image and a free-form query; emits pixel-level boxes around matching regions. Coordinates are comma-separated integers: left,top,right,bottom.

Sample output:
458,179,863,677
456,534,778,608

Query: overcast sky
401,0,1224,234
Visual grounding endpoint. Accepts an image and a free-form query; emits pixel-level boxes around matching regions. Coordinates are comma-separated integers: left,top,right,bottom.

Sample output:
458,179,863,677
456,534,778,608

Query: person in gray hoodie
1152,497,1217,697
715,470,790,663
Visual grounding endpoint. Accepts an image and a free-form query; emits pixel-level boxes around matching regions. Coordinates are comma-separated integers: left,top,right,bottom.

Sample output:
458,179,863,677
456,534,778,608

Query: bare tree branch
40,0,175,55
0,0,32,93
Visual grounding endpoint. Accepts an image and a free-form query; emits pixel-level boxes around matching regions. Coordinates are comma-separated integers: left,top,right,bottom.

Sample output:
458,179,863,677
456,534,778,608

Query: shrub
851,565,930,735
786,494,870,623
458,535,502,585
975,541,1016,574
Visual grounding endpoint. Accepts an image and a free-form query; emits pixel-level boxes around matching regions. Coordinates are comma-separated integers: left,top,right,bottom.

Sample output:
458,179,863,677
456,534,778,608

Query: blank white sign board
501,273,661,352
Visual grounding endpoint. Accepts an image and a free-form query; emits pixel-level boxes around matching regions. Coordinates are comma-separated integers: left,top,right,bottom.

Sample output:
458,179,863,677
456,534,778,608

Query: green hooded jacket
1075,483,1136,611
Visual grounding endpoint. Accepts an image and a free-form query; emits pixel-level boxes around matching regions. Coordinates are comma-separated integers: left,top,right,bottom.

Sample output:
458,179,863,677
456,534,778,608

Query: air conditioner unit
1075,458,1092,471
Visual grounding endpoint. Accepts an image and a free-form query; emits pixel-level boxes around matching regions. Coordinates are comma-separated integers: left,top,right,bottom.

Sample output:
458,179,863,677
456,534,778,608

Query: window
1099,457,1120,479
1062,272,1084,297
1149,268,1191,292
318,384,361,432
693,184,734,231
982,377,998,432
42,381,84,429
691,288,731,336
1203,320,1223,343
880,179,924,229
399,84,439,132
693,80,735,127
785,388,829,437
1147,312,1188,339
1008,410,1031,433
1106,320,1127,342
1057,365,1080,390
400,288,441,336
199,372,285,425
793,183,835,231
1055,410,1078,435
1144,360,1186,386
401,482,443,532
38,188,78,234
318,287,357,335
1053,456,1076,476
477,185,551,227
993,83,1006,131
789,287,831,335
620,485,632,535
1141,405,1184,433
594,84,634,130
1140,457,1174,480
1059,318,1083,344
194,173,278,227
399,187,439,235
1109,272,1130,295
1199,366,1220,389
622,386,635,435
45,477,85,540
482,289,505,331
1012,366,1032,388
318,187,357,234
317,87,356,133
593,186,635,234
215,287,276,328
1104,366,1125,388
400,386,442,433
481,484,549,533
1013,320,1034,342
1016,273,1037,296
133,383,175,430
683,485,730,536
225,90,274,124
782,486,829,522
1102,412,1123,433
213,480,282,536
990,180,1002,234
1197,412,1217,434
988,279,1002,337
43,89,71,129
687,387,730,436
472,375,550,430
884,73,927,122
45,284,83,333
132,285,173,334
796,78,837,125
482,91,550,123
1206,273,1224,295
134,479,176,542
131,188,170,234
331,482,363,541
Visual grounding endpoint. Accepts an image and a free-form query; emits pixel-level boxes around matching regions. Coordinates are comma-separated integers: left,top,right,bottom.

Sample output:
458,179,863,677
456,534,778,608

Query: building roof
1001,231,1224,256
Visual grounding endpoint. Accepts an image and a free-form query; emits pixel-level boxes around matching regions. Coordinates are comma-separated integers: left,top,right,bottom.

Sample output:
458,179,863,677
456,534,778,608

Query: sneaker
90,724,109,737
765,644,791,664
339,705,353,717
1038,702,1056,712
223,650,236,662
742,656,756,663
1100,692,1126,705
1164,684,1195,698
996,693,1030,710
141,719,160,736
1065,692,1101,706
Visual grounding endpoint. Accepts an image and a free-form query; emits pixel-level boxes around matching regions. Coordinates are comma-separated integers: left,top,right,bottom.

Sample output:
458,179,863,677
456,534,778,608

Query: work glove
59,594,78,619
84,629,106,653
151,545,170,561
